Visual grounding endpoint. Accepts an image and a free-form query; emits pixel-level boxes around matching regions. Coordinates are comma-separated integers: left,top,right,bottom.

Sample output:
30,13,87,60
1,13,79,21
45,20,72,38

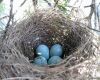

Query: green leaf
57,5,67,11
56,0,70,14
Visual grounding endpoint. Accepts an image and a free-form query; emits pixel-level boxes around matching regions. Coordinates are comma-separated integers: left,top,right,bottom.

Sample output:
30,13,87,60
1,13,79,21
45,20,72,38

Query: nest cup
0,9,94,79
5,9,92,62
21,10,91,60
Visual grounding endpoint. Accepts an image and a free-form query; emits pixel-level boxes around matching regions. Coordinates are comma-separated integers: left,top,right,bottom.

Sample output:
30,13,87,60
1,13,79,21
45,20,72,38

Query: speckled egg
50,44,63,57
36,44,49,59
34,56,47,66
48,56,62,65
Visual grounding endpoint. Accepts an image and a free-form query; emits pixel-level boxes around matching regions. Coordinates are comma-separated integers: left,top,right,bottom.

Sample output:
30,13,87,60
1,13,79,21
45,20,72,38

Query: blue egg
34,56,47,66
50,44,63,57
48,56,62,65
36,44,49,59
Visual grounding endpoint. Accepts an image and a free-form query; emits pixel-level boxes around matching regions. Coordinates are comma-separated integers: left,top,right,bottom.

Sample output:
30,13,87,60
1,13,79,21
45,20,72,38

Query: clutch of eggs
34,44,63,66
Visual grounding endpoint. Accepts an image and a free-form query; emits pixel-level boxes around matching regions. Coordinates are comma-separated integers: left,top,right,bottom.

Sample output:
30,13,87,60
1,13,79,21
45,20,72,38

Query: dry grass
0,9,99,80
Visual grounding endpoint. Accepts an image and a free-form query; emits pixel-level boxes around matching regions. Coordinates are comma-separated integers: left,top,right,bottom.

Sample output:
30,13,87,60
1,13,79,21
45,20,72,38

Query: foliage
42,0,70,14
57,0,70,14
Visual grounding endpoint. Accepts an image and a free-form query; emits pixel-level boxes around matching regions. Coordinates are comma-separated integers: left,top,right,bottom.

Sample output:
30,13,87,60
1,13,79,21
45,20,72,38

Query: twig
20,0,27,7
6,0,14,28
0,20,6,27
68,0,81,17
54,0,59,7
94,0,97,29
11,0,27,19
3,0,14,40
84,0,95,28
87,26,100,32
44,0,52,7
2,77,39,80
97,3,100,30
0,15,9,20
32,0,38,11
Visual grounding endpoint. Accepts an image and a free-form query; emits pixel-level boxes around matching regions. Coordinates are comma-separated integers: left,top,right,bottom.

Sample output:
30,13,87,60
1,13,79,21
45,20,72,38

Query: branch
6,0,13,28
20,0,27,7
97,3,100,30
0,15,9,20
32,0,38,10
2,77,38,80
54,0,59,7
84,0,95,28
3,0,14,40
87,27,100,32
44,0,52,7
84,2,95,20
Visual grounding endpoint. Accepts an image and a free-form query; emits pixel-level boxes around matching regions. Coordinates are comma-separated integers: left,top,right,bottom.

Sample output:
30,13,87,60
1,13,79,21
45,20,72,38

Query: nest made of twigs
0,9,96,80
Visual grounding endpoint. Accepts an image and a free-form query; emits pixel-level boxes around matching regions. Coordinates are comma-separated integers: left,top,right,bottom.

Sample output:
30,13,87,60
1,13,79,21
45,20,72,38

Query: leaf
57,4,67,11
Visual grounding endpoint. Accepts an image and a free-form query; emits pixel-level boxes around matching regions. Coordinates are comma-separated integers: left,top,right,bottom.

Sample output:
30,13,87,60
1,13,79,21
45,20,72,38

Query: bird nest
0,9,97,80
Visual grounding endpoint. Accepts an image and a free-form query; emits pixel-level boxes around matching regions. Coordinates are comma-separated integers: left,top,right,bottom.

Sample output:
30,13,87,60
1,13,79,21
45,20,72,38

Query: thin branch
0,15,9,20
84,0,95,28
84,4,95,19
32,0,38,10
6,0,13,28
85,0,100,31
54,0,59,7
94,0,97,29
20,0,27,7
87,26,100,32
3,0,14,40
10,0,27,19
97,3,100,30
44,0,52,7
0,20,6,27
68,0,81,17
2,77,38,80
